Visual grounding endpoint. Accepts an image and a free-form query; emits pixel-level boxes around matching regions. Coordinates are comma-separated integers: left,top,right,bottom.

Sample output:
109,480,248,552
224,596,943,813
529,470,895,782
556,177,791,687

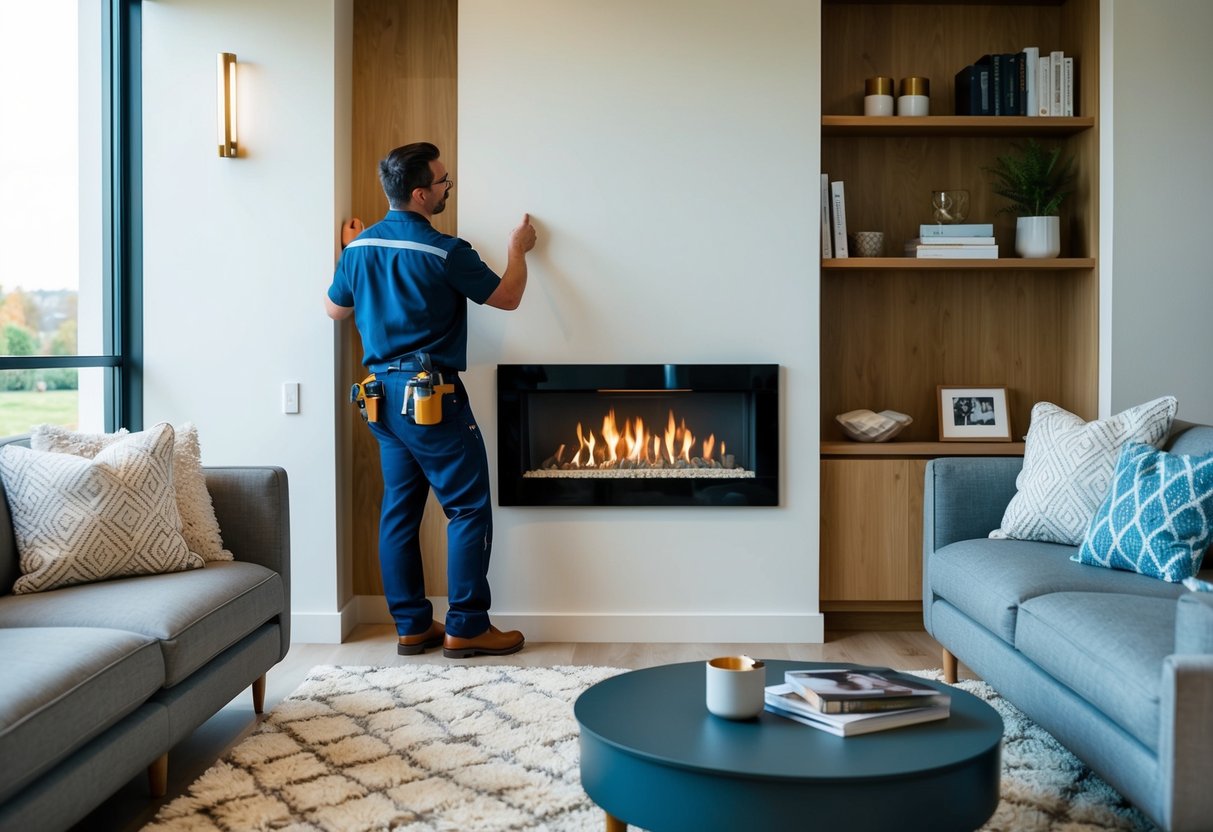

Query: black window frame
0,0,143,433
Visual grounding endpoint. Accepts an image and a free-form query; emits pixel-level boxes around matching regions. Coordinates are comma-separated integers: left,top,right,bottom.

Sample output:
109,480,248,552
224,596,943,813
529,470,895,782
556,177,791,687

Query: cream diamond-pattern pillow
30,421,233,562
0,423,203,594
995,397,1178,545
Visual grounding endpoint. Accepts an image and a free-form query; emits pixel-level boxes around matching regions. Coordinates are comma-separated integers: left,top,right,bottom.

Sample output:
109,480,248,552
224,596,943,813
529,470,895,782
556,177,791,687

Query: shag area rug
144,665,1158,832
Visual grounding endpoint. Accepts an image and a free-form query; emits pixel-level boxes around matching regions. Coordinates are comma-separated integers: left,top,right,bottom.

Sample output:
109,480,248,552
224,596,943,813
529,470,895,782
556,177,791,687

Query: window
0,0,140,436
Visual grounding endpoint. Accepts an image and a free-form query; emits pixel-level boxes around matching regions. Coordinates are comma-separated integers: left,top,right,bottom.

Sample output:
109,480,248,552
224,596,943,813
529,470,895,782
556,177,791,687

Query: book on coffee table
784,668,950,714
764,684,949,736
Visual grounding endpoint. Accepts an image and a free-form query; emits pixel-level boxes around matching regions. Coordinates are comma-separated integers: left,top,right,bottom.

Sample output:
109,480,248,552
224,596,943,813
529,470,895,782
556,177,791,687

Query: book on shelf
975,54,1003,115
1022,47,1039,117
954,65,991,116
1037,56,1051,117
783,669,951,712
830,180,849,258
1063,56,1075,116
908,244,999,259
907,236,996,247
1050,50,1064,116
765,685,950,736
819,174,833,260
920,222,993,238
1004,52,1020,116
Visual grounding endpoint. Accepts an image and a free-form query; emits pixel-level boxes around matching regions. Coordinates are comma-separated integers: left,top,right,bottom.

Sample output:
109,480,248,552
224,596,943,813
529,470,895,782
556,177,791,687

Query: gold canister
900,76,930,97
897,76,930,116
864,76,895,116
865,76,895,96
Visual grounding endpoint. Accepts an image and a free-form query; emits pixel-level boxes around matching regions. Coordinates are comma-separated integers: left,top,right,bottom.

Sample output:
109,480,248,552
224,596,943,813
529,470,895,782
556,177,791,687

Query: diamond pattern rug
142,665,1157,832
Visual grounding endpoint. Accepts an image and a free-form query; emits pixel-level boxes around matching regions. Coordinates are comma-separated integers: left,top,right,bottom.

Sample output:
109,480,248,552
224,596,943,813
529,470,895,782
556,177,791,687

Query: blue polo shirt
328,211,501,372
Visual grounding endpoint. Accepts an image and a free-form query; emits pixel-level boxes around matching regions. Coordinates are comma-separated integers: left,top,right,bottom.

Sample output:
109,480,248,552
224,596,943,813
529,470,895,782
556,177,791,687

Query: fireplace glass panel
498,364,778,507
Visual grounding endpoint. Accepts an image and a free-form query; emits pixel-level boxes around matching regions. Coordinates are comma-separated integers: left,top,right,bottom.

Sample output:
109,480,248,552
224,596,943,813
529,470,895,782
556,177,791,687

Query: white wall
458,0,823,641
1109,0,1213,423
142,0,351,641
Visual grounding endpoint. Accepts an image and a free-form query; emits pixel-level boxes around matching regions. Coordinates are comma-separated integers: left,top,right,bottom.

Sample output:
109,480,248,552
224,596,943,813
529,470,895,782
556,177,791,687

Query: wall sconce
216,52,237,158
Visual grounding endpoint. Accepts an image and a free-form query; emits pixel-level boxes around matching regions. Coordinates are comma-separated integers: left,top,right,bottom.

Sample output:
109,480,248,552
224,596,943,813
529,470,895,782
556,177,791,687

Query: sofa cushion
1016,592,1176,752
31,422,234,563
0,627,164,803
0,424,203,594
995,397,1177,546
930,537,1190,644
1075,442,1213,582
1167,423,1213,457
0,561,282,686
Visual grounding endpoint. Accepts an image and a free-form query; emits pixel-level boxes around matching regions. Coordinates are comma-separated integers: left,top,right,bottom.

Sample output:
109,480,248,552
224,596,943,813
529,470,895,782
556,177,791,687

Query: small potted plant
984,139,1076,258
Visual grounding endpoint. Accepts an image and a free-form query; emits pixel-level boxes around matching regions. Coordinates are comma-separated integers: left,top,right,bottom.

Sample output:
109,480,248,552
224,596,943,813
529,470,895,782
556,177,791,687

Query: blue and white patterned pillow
1074,441,1213,582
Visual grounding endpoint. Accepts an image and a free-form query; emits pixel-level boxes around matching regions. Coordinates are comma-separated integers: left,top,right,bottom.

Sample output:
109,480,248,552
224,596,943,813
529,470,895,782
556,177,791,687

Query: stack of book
954,47,1075,117
906,223,997,259
764,667,951,737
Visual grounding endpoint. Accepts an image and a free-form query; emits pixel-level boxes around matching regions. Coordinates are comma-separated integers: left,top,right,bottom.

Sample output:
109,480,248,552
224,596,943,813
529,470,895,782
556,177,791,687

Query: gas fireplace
497,364,778,506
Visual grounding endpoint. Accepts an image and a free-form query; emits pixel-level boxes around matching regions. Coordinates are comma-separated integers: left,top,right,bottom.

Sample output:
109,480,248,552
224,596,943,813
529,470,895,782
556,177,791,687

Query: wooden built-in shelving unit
819,0,1100,619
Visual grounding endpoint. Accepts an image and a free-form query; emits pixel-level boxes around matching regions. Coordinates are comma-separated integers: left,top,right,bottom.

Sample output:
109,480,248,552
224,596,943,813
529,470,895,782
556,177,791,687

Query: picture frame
937,386,1012,442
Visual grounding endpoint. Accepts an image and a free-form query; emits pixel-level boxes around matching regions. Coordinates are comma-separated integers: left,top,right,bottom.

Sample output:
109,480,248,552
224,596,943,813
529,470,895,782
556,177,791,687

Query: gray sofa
0,460,291,831
923,422,1213,832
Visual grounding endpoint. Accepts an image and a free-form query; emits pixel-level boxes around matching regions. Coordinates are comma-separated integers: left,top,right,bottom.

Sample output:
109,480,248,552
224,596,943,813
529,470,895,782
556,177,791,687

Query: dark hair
379,142,439,209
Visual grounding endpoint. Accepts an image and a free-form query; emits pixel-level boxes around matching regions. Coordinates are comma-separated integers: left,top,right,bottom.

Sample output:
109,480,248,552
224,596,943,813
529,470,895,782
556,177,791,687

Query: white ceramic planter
1015,215,1060,258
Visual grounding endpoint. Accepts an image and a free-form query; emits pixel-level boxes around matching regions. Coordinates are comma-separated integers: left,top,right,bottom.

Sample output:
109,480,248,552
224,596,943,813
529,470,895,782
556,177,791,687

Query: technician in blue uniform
325,142,536,658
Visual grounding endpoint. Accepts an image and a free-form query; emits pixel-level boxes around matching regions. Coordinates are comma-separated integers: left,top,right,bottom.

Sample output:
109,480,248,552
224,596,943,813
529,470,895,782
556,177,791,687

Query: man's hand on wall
341,218,365,248
510,213,537,256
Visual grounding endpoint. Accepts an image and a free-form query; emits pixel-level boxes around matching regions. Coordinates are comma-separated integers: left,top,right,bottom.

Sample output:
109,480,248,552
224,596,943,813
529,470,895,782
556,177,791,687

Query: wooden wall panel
350,0,458,597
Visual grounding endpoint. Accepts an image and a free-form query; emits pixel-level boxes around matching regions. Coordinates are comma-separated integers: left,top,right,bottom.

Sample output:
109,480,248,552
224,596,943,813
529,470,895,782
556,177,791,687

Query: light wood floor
74,626,974,832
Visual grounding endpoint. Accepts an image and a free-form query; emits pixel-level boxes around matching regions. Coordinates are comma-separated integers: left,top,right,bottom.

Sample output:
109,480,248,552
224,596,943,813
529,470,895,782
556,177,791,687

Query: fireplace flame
545,408,734,471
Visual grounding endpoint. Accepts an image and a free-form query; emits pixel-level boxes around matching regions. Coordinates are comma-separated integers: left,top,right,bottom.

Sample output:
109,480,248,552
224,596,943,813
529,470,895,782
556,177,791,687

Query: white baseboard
490,612,824,643
351,595,823,643
291,599,361,644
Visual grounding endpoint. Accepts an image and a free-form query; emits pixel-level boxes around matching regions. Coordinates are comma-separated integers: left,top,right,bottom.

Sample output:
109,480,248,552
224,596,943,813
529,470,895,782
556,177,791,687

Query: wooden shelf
821,441,1025,457
822,116,1094,137
823,257,1095,270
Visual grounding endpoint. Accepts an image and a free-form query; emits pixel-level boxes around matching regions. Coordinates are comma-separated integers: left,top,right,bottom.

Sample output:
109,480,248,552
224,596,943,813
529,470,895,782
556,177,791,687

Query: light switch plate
282,382,300,414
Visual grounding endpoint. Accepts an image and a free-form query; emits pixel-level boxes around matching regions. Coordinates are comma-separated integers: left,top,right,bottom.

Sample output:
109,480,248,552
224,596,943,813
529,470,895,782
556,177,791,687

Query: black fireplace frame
496,364,779,507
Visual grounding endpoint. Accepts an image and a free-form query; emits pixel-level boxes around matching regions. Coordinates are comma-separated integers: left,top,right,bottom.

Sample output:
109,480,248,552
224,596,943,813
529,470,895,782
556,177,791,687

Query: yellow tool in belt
406,370,455,425
350,373,383,423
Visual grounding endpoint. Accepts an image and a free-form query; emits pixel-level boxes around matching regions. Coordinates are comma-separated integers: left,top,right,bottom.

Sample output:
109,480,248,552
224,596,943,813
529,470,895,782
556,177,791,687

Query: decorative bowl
836,409,913,442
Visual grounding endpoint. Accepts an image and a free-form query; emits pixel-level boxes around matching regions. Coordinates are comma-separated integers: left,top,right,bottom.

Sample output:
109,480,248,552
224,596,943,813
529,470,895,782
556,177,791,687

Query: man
326,142,536,658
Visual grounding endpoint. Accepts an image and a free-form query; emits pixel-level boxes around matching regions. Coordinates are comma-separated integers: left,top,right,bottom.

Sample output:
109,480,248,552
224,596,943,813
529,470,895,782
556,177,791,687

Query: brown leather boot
397,622,445,656
443,625,525,659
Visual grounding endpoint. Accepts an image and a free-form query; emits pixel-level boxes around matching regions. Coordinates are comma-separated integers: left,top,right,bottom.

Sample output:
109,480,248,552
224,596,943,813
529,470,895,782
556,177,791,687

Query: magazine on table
764,684,949,737
783,668,950,714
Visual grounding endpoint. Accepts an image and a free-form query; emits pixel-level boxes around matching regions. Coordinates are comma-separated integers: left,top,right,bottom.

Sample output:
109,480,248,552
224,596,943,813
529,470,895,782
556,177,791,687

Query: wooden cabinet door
820,458,926,602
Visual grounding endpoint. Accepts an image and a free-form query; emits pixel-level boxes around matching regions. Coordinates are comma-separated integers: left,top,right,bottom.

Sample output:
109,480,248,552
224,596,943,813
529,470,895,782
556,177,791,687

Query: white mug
705,655,766,719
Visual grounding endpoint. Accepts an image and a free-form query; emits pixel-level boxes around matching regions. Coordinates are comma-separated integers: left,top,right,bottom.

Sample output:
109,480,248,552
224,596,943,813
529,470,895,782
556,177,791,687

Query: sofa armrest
923,456,1023,554
1159,654,1213,831
204,466,290,652
1176,592,1213,655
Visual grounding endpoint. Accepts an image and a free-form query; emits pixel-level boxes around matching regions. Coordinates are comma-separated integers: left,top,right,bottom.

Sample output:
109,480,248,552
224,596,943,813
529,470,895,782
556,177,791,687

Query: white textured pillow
30,422,234,562
0,423,203,594
994,397,1178,545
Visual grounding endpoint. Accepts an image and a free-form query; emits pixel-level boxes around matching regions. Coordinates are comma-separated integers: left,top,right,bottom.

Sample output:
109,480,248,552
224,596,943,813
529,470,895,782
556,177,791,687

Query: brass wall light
216,52,238,157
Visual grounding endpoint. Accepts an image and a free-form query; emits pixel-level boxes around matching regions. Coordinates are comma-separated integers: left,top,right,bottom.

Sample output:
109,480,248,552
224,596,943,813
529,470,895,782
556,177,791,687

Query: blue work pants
368,372,493,638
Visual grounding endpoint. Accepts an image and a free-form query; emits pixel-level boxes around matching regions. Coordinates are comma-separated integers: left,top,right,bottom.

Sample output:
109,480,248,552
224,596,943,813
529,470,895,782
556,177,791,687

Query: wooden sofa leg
148,753,168,798
942,648,958,684
252,674,266,714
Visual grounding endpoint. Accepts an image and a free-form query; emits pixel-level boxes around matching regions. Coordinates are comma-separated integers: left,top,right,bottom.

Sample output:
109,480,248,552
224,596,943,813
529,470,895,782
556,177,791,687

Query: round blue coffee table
575,660,1002,832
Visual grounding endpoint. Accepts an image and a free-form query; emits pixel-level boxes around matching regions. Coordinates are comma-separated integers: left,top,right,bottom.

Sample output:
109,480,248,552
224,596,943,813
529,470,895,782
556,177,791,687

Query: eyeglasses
432,175,453,189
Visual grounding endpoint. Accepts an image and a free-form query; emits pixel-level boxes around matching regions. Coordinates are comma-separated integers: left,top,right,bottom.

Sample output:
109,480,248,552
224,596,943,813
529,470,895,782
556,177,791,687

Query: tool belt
403,353,455,426
351,354,455,426
350,373,383,423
